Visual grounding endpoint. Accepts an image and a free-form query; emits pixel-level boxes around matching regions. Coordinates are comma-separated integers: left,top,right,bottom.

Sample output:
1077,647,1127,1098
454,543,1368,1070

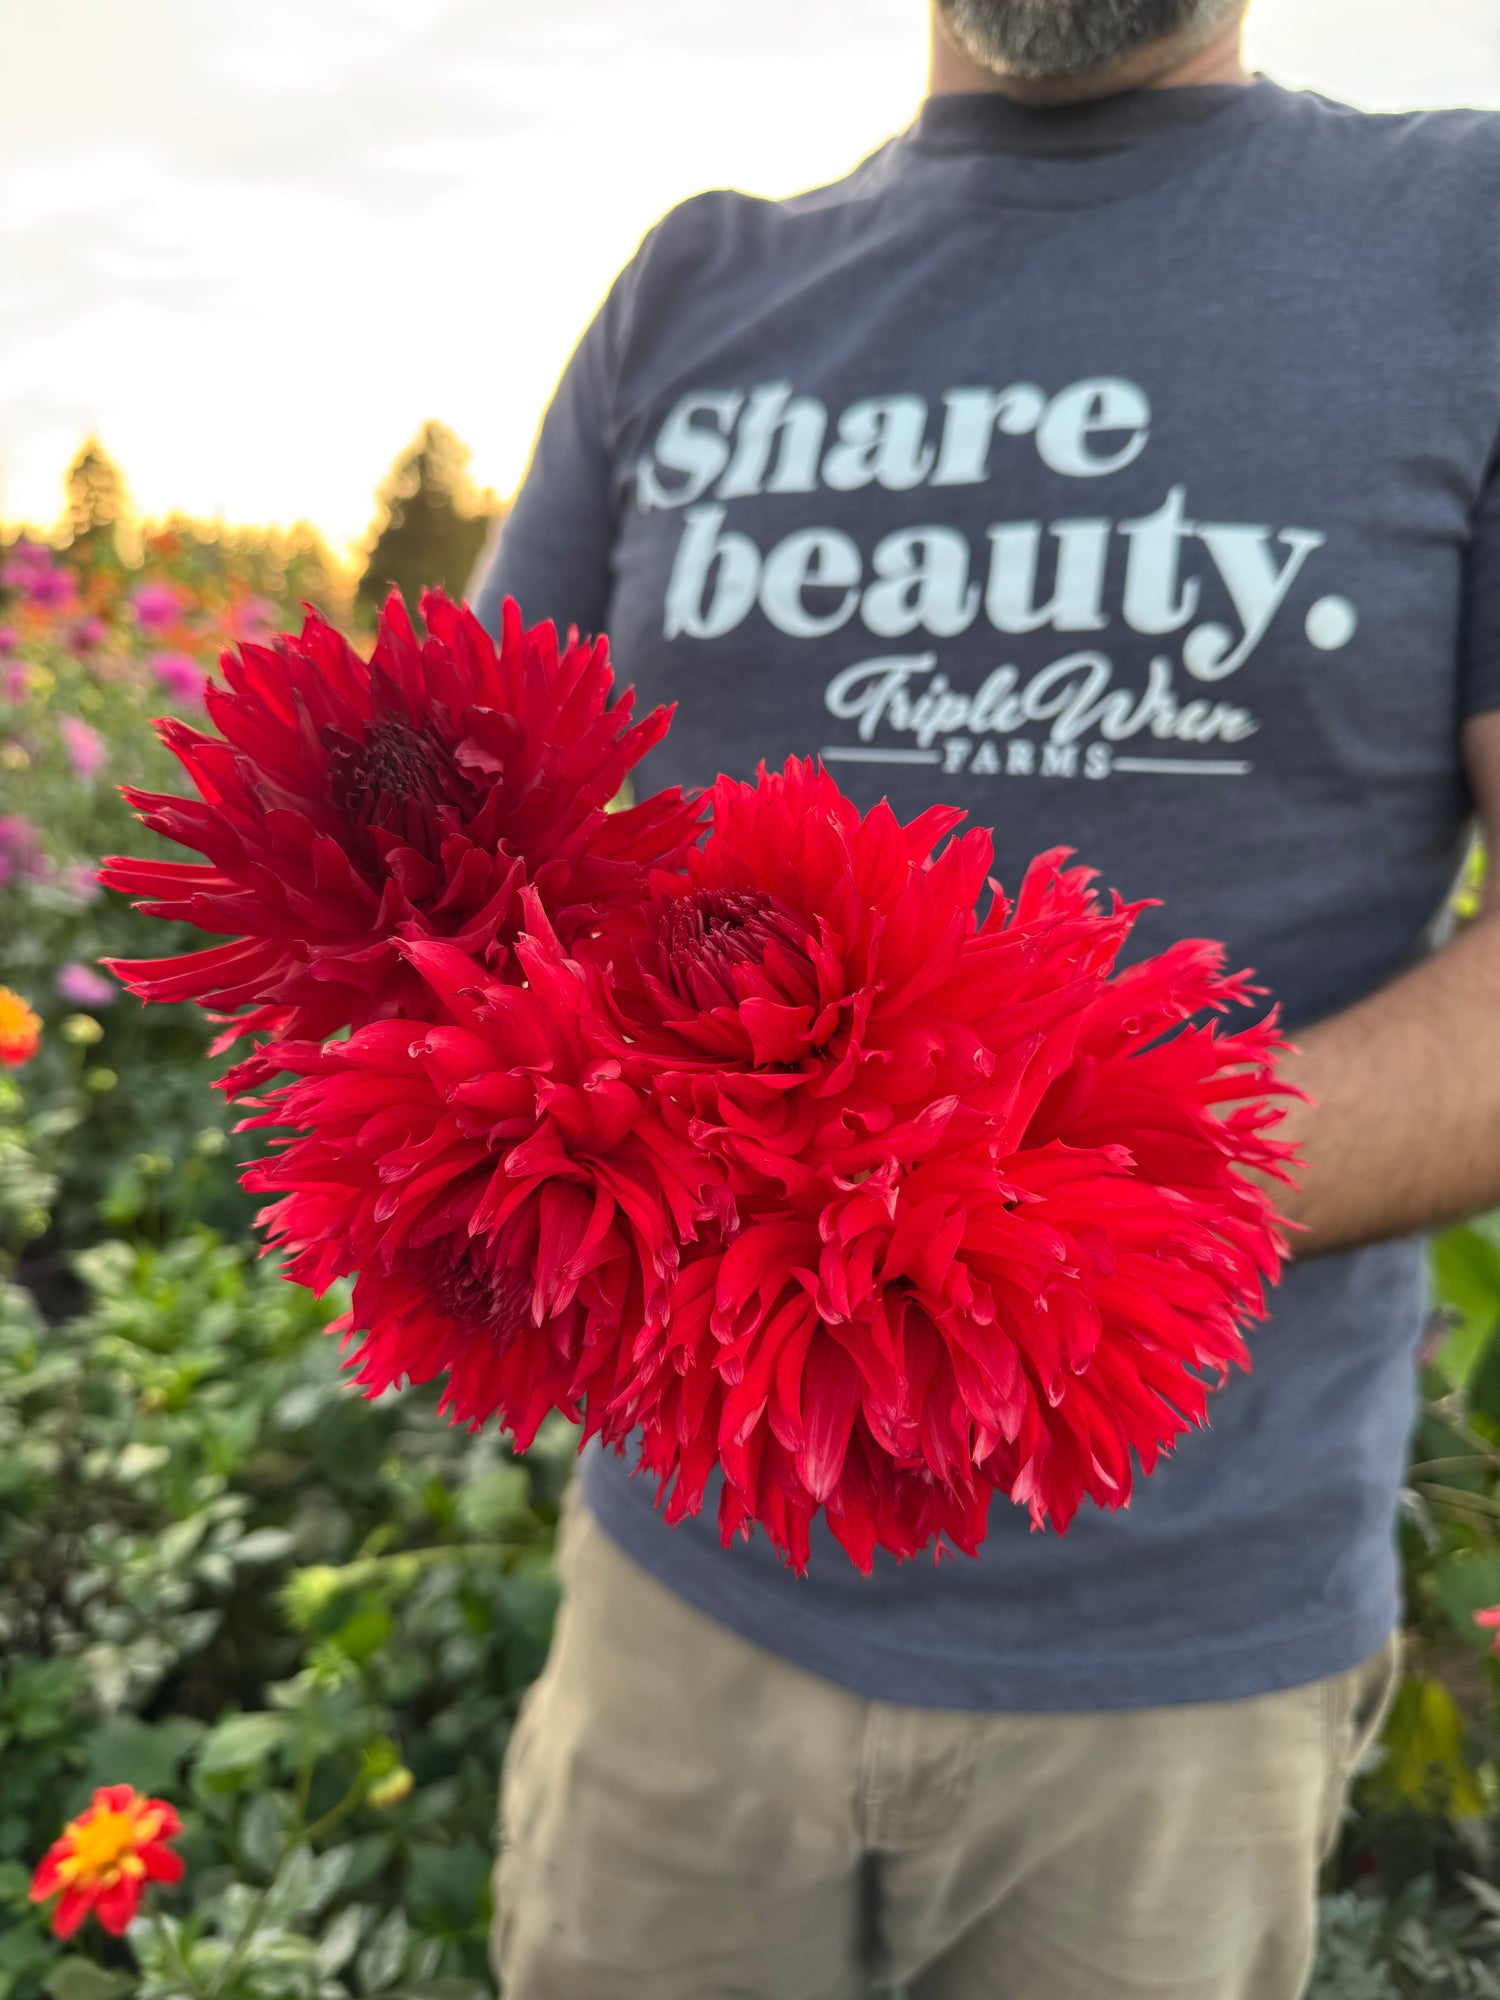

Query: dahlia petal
794,1337,863,1503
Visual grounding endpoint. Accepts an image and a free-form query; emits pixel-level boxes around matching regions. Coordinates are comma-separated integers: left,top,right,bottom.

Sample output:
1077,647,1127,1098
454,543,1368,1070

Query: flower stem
202,1773,368,2000
147,1904,202,2000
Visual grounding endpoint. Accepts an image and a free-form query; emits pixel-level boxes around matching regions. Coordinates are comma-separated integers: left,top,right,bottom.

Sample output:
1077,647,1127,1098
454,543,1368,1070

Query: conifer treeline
19,423,507,628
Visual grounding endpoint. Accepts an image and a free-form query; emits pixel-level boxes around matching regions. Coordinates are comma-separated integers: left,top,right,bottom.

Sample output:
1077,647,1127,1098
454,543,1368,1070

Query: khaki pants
493,1495,1398,2000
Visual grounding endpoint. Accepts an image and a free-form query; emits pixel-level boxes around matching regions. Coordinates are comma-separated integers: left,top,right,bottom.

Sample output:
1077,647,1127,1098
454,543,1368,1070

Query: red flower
588,761,1292,1571
1475,1605,1500,1653
243,906,717,1447
30,1785,183,1939
109,578,1296,1576
102,592,701,1086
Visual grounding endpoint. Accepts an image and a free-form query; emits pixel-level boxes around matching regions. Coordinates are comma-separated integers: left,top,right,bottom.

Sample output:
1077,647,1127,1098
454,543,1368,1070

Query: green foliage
355,424,499,627
0,1224,568,1997
1309,1884,1500,1998
0,503,550,1993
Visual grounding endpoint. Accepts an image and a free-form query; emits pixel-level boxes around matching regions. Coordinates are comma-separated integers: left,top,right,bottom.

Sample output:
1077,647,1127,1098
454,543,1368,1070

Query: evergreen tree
356,421,501,625
63,437,129,555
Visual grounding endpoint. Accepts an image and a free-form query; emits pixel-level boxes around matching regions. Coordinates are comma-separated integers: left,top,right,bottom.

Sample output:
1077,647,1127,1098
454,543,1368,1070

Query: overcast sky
2,0,1498,553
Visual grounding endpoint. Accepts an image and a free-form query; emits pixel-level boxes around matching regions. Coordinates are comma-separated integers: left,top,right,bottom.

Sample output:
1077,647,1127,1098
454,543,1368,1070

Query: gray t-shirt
475,79,1500,1710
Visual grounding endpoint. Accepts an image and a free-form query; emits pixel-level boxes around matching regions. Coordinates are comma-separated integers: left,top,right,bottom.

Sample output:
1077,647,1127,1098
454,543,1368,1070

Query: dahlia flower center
58,1811,139,1883
325,717,474,837
658,888,816,1011
434,1250,532,1345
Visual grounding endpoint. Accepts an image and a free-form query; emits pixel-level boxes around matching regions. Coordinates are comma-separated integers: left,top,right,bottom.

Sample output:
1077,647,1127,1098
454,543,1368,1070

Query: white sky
2,0,1498,556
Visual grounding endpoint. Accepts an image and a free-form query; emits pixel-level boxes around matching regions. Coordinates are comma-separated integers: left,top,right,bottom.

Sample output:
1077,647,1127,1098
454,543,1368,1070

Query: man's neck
928,9,1251,106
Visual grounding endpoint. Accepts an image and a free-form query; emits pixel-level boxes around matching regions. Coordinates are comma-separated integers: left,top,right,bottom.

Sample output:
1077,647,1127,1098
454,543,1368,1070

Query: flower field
2,513,1500,1998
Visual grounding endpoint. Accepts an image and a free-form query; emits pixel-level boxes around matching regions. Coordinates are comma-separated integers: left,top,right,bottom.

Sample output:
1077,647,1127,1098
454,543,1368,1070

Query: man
473,2,1500,1993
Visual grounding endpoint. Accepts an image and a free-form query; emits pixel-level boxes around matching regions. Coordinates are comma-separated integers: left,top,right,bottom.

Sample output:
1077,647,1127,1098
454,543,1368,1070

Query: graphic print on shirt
638,376,1359,783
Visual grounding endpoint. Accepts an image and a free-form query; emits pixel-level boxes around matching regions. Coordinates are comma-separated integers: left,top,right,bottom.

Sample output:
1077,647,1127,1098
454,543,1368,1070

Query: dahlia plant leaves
1365,1675,1486,1820
1433,1220,1500,1390
41,1963,133,2000
195,1712,292,1780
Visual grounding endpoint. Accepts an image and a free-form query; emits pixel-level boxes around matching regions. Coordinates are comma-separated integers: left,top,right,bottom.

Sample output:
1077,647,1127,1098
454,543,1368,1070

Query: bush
0,1222,569,1998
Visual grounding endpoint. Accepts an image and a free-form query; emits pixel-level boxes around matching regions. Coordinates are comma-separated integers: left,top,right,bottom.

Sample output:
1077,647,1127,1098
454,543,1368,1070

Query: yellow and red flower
30,1785,183,1938
0,986,41,1066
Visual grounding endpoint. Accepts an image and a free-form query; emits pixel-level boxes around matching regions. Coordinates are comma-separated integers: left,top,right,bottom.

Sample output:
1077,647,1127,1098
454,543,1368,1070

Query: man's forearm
1274,898,1500,1257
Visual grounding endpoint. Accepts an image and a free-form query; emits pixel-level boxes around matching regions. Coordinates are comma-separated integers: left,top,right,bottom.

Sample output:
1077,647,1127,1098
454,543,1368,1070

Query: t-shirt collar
913,81,1259,159
896,77,1277,209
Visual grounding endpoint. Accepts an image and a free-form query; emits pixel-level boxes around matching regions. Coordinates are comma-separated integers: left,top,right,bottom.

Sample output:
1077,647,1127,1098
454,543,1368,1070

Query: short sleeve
1461,442,1500,718
469,280,624,643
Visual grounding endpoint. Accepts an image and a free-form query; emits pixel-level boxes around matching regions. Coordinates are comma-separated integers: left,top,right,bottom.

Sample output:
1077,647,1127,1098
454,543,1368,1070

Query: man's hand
1274,709,1500,1257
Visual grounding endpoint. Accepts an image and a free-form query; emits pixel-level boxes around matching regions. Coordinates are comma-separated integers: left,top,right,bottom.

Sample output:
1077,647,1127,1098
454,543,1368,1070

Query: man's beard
935,0,1238,78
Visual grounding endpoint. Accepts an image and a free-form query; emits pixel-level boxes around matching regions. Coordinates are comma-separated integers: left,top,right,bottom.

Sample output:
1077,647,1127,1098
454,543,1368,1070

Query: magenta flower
1,540,50,585
57,963,116,1008
132,582,181,632
72,617,107,653
3,545,80,615
149,651,207,707
59,715,106,779
27,567,78,614
3,665,26,704
0,627,17,655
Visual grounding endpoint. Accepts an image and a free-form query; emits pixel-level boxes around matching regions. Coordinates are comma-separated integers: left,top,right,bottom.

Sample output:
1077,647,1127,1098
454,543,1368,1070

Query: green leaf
330,1604,394,1665
1366,1672,1486,1818
44,1963,133,2000
230,1527,296,1566
357,1908,410,1995
196,1711,290,1778
1433,1223,1500,1388
80,1716,204,1797
264,1841,320,1925
239,1790,289,1877
305,1842,356,1915
315,1904,368,1978
454,1463,531,1540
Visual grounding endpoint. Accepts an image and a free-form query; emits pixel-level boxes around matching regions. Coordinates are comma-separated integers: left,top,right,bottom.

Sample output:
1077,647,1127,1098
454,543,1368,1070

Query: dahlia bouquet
104,591,1295,1573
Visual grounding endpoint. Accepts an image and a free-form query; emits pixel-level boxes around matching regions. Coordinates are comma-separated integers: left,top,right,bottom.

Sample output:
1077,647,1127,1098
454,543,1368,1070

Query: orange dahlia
0,986,41,1066
29,1785,183,1938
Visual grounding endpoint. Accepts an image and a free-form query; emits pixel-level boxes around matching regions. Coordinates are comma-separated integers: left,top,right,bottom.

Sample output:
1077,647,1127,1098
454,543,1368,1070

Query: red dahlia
584,760,1293,1572
101,591,700,1085
243,907,716,1447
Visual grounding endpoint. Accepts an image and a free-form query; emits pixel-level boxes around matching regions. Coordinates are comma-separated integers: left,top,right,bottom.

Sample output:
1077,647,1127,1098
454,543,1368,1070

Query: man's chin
935,0,1234,91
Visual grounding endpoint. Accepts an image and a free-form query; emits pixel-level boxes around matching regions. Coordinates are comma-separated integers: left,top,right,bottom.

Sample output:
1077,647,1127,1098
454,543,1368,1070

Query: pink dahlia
59,714,106,779
244,913,715,1446
585,760,1292,1571
131,580,182,632
148,651,208,708
102,591,701,1084
57,962,116,1008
